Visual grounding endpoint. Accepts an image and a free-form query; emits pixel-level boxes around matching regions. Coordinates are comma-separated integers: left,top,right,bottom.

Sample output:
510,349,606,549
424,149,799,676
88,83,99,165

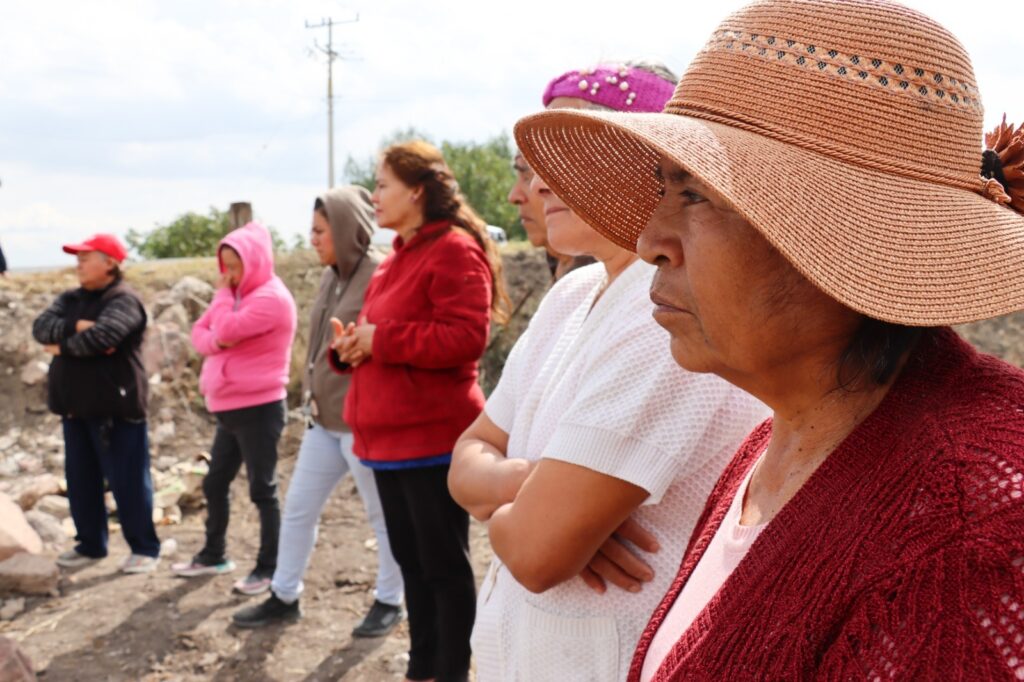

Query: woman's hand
330,317,362,367
215,271,233,289
331,317,374,367
330,317,355,347
75,319,95,333
579,517,659,595
347,323,376,362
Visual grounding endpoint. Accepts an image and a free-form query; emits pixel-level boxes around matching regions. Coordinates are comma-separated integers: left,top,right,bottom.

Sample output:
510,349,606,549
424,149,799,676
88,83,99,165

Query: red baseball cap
62,233,128,263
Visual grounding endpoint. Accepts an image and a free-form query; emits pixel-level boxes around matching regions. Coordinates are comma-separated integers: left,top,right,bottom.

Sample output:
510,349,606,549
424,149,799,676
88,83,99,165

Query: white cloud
2,0,1023,267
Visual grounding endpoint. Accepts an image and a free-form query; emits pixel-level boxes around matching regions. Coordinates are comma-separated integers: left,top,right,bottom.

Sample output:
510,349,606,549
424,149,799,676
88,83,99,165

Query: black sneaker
231,593,301,628
352,600,403,638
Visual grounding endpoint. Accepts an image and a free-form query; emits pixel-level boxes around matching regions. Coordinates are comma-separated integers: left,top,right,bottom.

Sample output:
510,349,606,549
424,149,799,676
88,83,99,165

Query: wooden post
229,202,253,229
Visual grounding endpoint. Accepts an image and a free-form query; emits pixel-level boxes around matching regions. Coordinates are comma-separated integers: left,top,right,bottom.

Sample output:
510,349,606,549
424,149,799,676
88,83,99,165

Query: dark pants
374,464,475,682
199,399,284,573
62,417,160,558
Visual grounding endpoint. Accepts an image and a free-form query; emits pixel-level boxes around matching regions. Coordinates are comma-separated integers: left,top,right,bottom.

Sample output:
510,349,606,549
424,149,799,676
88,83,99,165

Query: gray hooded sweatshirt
304,186,384,432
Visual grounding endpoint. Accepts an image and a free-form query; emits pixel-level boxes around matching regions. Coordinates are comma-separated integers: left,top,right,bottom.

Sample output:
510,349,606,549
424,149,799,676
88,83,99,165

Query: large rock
161,504,182,526
19,359,49,387
23,511,65,548
142,322,192,380
43,451,64,473
0,635,35,681
0,495,42,561
172,459,209,508
170,276,215,322
148,291,176,321
0,598,25,621
11,453,42,476
0,430,18,453
10,474,61,511
153,478,184,509
0,552,59,595
34,495,70,520
154,455,177,471
0,458,19,478
155,302,191,332
151,421,176,446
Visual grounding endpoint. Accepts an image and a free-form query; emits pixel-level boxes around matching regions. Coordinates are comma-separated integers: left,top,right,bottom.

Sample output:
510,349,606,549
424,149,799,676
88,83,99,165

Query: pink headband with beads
542,64,675,113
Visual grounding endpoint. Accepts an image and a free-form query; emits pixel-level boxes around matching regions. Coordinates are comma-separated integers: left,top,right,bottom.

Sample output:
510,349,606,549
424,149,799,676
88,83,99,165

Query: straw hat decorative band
514,0,1024,325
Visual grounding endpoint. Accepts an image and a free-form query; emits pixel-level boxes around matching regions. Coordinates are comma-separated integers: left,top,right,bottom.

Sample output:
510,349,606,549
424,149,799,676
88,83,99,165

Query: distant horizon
4,227,402,274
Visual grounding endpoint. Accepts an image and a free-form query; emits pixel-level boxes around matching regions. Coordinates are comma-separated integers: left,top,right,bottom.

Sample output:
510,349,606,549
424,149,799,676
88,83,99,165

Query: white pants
271,423,403,605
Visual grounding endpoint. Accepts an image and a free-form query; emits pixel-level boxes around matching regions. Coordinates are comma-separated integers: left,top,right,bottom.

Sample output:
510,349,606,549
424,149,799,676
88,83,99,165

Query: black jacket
32,278,148,419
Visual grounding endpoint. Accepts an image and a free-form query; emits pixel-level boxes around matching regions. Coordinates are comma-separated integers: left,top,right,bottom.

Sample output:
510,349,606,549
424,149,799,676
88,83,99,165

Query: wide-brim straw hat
514,0,1024,326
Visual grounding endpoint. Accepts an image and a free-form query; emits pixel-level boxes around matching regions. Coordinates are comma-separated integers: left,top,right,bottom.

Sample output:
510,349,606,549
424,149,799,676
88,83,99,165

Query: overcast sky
3,0,1022,268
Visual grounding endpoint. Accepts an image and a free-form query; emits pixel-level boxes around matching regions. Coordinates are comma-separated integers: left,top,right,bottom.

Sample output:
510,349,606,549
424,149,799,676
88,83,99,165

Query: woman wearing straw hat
515,0,1024,679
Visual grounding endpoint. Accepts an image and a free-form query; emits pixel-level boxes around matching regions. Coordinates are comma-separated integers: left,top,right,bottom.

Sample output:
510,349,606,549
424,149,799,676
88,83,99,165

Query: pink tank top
640,454,767,681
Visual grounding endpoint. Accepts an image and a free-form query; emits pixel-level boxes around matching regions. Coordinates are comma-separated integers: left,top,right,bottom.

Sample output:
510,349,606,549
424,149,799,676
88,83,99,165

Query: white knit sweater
472,260,769,681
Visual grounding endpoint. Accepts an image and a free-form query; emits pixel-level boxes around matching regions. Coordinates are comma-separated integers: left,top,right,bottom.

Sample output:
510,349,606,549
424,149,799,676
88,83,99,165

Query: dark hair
381,140,511,324
313,197,328,220
837,318,930,388
981,149,1008,188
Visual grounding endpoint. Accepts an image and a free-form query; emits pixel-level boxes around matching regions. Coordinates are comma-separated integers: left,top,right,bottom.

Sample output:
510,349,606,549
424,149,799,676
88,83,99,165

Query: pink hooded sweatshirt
192,222,297,413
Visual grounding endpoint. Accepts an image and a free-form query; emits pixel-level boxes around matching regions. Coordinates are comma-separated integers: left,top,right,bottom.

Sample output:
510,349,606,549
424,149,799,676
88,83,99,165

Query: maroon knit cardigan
631,328,1024,681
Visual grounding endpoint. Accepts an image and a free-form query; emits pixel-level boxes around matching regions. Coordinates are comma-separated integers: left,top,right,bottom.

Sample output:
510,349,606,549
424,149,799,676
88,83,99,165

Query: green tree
343,127,433,191
126,206,287,259
343,129,523,240
442,134,519,240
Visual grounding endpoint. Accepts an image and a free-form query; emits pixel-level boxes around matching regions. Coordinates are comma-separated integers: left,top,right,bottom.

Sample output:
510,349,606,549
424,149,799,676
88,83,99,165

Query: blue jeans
62,417,160,558
271,423,403,606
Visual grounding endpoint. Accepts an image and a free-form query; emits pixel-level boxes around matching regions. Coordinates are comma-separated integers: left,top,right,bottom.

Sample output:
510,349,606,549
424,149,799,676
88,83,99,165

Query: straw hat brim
515,109,1024,326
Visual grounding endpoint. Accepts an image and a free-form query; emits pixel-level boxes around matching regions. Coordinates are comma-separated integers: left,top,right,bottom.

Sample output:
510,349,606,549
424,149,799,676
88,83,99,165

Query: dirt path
3,423,495,681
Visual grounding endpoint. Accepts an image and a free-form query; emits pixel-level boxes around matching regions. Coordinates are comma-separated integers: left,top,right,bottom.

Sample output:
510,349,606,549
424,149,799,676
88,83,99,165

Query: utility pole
306,15,359,188
228,202,252,230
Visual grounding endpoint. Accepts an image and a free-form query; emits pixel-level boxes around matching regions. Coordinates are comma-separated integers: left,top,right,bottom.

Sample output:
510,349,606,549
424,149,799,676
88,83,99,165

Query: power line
305,14,359,188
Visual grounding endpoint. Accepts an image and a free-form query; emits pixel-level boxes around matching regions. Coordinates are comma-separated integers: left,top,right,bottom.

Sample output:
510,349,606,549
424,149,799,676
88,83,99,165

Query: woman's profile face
639,157,857,384
220,246,244,288
76,251,115,290
371,162,420,230
534,94,622,257
530,172,616,257
310,210,336,266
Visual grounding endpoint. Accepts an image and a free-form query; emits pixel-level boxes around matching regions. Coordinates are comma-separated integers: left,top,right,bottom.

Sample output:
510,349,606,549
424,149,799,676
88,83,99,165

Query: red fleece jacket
332,220,493,462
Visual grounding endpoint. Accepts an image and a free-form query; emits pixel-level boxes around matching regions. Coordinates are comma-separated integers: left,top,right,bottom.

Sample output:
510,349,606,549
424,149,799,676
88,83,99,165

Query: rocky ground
0,246,550,681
